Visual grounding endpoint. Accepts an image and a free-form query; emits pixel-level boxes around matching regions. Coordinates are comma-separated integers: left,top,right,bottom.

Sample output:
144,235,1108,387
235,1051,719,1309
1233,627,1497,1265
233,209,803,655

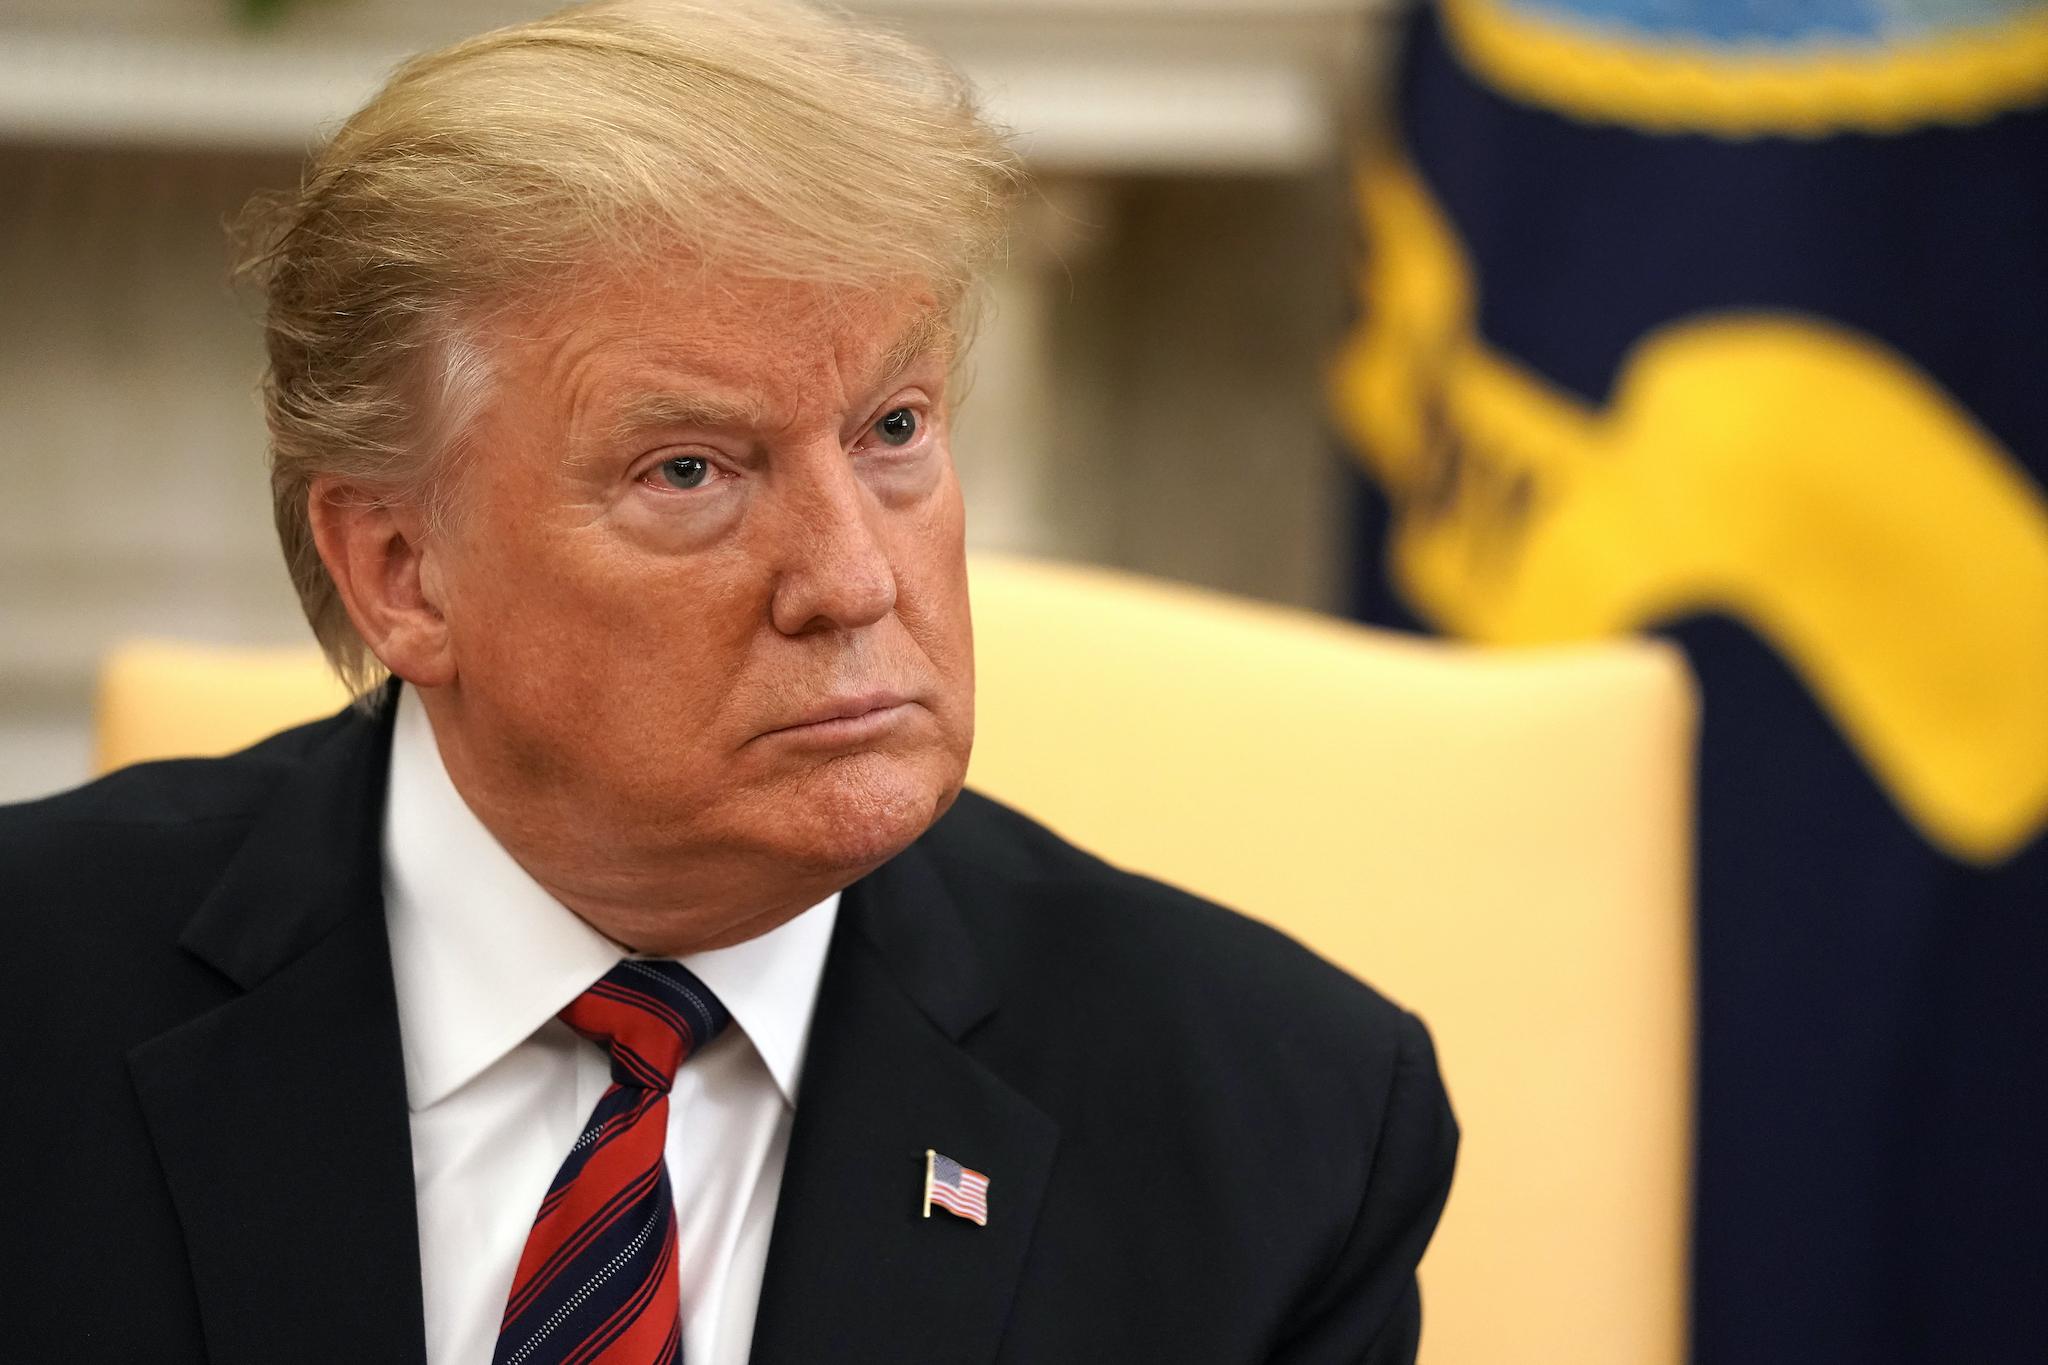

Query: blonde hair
236,0,1020,696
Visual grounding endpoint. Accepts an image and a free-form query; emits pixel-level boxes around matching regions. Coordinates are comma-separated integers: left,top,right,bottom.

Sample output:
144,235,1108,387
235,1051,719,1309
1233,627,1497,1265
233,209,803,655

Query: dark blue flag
1333,4,2048,1361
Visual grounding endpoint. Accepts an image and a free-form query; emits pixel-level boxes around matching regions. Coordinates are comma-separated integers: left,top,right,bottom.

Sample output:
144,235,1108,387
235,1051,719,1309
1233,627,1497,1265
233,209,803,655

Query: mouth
759,692,920,746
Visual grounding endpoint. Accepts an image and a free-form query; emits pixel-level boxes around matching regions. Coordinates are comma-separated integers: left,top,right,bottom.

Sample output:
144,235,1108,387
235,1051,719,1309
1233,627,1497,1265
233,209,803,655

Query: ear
307,478,456,688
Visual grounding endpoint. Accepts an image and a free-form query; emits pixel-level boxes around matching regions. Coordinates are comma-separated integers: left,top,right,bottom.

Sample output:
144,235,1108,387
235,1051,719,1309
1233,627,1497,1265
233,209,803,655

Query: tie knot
559,958,730,1092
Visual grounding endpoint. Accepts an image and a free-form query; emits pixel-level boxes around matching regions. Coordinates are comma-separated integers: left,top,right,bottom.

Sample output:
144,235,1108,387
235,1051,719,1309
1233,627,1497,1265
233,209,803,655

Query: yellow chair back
967,558,1695,1365
96,554,1696,1365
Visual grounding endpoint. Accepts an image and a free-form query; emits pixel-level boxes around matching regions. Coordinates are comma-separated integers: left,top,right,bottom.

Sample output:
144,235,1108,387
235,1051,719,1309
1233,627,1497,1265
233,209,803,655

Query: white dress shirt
382,685,838,1365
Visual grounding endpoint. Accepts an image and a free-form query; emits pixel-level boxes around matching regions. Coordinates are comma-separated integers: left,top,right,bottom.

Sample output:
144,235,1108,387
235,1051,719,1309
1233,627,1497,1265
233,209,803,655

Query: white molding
0,1,1393,171
0,32,396,151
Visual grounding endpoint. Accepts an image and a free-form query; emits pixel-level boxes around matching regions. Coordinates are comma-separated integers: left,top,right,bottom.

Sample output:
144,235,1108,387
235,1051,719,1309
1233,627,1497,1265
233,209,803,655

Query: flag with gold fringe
1333,4,2048,1361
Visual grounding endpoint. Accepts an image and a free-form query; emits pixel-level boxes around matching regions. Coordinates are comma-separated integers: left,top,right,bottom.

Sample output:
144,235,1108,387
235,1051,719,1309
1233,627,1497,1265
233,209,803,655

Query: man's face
421,266,974,928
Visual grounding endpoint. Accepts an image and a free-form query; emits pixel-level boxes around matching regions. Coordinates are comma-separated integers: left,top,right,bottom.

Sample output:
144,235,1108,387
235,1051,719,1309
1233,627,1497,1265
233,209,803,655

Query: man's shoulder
920,788,1418,1053
912,789,1456,1340
6,708,353,826
0,710,354,950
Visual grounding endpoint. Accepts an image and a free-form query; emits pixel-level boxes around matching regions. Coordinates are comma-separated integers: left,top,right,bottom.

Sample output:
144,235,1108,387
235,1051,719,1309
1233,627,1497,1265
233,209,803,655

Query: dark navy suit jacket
2,696,1456,1363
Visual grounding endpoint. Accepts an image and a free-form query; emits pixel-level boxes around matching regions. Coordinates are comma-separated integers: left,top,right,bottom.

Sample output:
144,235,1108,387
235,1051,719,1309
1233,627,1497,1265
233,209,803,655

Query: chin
769,750,961,876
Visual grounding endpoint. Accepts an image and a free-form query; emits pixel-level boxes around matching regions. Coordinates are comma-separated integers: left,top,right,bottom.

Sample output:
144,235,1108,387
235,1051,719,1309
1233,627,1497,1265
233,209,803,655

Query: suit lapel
121,695,1055,1364
127,696,427,1365
749,840,1059,1365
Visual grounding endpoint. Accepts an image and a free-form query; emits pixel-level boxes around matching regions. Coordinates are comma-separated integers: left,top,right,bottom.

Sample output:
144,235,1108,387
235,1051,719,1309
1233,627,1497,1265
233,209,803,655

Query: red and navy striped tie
492,959,730,1365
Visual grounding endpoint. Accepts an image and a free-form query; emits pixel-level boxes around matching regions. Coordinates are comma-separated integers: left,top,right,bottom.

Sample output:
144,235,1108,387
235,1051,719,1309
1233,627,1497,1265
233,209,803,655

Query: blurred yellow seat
95,640,355,775
97,553,1695,1365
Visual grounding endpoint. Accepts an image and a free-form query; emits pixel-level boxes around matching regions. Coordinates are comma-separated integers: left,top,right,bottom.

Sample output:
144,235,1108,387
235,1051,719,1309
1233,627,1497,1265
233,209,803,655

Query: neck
543,882,821,957
411,685,859,958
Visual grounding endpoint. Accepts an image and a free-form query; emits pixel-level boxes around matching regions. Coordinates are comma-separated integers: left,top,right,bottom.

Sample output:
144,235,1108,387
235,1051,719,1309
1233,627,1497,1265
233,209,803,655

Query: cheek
437,500,757,736
902,474,975,717
440,518,602,670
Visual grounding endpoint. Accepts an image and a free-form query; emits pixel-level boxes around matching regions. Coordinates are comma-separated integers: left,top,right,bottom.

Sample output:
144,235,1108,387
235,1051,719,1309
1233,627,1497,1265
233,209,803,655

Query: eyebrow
599,308,955,447
604,391,762,445
875,308,954,388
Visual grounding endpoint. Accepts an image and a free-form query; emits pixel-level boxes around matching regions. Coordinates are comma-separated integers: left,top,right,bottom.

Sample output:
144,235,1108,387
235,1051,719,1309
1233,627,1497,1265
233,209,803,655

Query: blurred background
3,1,2044,1362
0,0,1381,800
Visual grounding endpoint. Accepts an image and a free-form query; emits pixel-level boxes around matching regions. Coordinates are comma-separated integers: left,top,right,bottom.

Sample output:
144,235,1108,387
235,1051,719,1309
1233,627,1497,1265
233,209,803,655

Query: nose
766,444,898,636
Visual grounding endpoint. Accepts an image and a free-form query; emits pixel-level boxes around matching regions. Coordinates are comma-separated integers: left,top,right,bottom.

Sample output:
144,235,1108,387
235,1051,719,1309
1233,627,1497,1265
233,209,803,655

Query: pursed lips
756,690,918,743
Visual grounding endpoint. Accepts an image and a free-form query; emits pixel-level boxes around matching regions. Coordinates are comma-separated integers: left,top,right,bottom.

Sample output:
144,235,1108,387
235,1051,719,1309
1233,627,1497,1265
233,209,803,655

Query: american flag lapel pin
923,1148,990,1226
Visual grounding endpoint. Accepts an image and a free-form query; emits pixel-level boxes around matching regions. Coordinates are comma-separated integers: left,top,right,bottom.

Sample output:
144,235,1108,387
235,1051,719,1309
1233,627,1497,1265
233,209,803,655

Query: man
0,2,1456,1362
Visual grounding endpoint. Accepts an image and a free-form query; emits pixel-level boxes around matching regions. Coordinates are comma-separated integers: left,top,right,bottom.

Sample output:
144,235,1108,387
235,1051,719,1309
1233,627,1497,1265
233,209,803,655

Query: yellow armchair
97,554,1696,1365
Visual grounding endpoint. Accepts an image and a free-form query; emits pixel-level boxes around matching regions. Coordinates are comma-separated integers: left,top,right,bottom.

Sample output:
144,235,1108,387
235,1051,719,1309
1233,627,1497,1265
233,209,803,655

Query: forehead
499,265,952,430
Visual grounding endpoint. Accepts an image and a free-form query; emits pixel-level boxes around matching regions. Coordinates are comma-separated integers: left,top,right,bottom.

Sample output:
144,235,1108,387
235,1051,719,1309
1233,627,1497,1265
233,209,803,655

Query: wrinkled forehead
486,265,958,438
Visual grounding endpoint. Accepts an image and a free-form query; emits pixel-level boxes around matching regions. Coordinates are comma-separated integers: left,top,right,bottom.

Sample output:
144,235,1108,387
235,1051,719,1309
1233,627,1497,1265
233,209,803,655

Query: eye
875,408,918,447
653,456,711,490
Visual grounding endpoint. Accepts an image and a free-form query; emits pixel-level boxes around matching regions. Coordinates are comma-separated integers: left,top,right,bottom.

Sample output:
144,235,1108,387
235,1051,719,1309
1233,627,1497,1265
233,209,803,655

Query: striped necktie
493,959,730,1365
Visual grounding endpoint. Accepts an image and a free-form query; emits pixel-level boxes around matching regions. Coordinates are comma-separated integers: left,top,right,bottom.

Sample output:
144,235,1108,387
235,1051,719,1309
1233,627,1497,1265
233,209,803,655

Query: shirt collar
381,684,839,1112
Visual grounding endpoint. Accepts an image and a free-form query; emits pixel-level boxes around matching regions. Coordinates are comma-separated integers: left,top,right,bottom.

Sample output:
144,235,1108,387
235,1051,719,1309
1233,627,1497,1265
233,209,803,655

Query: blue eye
876,408,918,446
656,456,710,490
